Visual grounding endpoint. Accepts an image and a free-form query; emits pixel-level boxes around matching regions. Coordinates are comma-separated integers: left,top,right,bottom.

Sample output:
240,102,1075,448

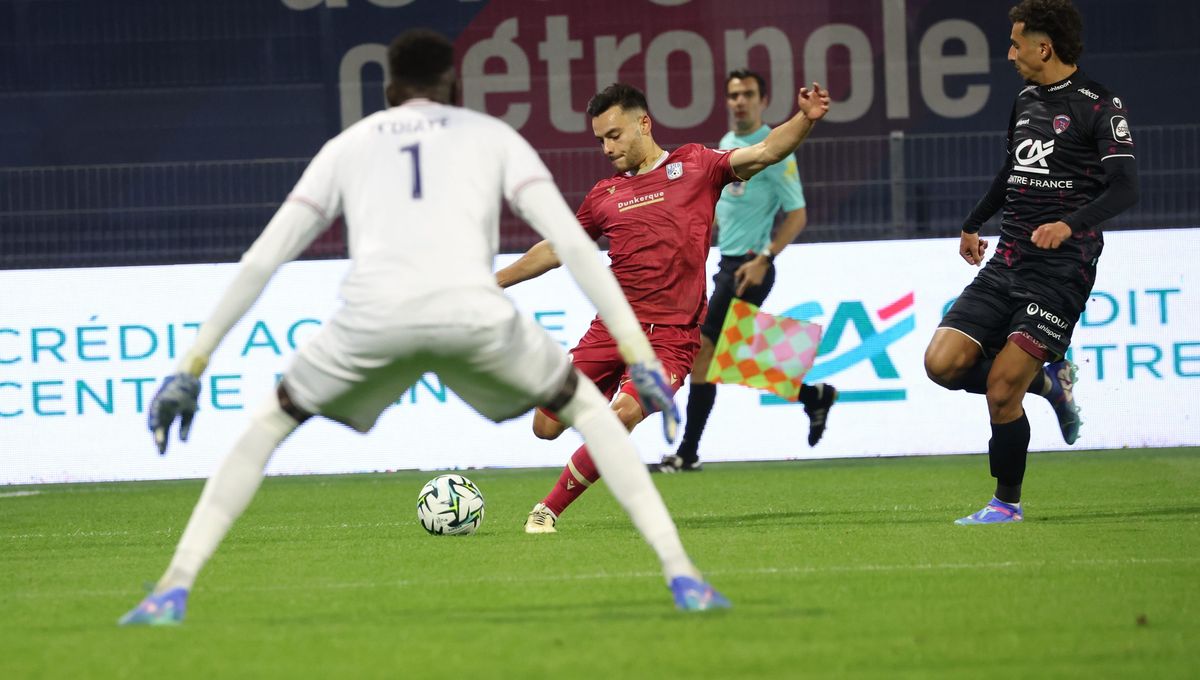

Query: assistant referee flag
706,299,822,401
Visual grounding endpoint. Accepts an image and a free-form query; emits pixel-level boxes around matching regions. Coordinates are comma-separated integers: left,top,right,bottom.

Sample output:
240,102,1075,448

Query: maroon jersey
576,143,739,326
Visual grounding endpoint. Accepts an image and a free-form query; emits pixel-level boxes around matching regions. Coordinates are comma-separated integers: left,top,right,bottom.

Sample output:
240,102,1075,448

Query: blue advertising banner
2,229,1196,484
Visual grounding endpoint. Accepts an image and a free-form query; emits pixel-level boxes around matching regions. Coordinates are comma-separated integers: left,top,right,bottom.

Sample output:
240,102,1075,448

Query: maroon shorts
539,319,699,420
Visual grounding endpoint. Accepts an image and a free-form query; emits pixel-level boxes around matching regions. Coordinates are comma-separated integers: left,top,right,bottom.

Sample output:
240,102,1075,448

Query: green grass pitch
2,447,1198,678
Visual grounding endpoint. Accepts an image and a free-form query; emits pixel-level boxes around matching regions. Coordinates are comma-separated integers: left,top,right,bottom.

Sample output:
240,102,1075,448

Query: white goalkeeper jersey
181,98,653,378
288,99,552,309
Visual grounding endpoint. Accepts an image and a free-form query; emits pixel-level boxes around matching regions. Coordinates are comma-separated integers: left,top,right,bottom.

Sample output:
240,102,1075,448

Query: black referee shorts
699,253,776,342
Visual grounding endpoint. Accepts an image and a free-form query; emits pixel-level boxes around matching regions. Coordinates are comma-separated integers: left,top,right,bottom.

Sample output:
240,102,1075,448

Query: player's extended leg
924,327,986,389
926,327,1054,397
119,388,305,625
526,392,646,533
927,327,1079,443
956,341,1043,525
554,375,728,610
531,408,570,440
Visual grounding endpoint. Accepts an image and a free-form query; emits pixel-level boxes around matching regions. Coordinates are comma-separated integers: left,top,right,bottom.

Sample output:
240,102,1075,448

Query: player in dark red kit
497,81,830,533
924,0,1138,524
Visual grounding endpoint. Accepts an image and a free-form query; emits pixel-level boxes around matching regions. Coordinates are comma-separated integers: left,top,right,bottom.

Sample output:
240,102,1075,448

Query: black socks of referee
677,382,823,463
797,383,820,406
988,413,1030,504
958,359,1050,396
675,382,716,463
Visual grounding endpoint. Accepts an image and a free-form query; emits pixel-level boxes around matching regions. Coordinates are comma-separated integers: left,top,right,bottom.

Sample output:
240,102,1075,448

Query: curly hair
586,83,649,118
1009,0,1084,65
388,29,454,88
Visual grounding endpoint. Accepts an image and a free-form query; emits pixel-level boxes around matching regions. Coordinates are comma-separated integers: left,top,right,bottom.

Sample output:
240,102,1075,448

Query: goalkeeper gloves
629,360,680,444
148,373,202,455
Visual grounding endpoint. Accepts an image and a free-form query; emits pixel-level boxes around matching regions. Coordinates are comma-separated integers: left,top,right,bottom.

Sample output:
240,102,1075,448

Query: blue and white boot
1045,360,1082,445
118,587,188,626
670,576,731,611
955,498,1023,525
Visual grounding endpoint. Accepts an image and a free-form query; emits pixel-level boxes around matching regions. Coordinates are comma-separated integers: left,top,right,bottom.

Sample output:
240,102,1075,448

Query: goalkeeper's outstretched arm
176,200,329,376
150,200,329,453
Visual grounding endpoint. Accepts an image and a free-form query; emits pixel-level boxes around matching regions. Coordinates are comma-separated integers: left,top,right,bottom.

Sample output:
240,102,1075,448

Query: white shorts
282,289,572,432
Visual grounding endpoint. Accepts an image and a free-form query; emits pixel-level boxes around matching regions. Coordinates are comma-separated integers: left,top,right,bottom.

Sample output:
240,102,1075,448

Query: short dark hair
387,29,454,88
1009,0,1084,65
726,70,768,99
586,83,648,118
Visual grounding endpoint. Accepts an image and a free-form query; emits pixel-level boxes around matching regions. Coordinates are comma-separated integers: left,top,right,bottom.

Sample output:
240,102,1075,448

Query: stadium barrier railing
1,125,1195,269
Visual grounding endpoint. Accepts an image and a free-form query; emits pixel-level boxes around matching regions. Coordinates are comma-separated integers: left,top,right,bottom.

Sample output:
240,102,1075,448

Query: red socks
542,444,601,515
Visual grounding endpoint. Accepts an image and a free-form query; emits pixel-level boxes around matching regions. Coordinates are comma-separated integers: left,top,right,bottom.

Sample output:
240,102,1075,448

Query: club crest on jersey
606,186,616,195
1053,114,1071,134
666,162,683,180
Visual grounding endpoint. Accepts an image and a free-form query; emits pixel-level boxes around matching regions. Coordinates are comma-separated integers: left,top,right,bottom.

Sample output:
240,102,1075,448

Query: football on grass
416,474,485,535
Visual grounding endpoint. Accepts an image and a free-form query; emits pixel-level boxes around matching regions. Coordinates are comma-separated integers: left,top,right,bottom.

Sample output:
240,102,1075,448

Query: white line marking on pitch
0,491,42,499
1,521,406,540
6,557,1198,600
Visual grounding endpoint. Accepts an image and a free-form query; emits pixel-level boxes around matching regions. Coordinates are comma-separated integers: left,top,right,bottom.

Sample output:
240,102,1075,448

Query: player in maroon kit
497,81,830,533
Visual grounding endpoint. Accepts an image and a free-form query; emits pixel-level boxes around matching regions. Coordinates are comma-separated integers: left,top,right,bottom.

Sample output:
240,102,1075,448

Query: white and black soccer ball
416,474,485,535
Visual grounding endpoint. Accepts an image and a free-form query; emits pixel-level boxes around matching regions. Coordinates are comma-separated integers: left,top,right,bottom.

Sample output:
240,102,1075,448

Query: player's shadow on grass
1036,504,1200,524
677,509,937,528
471,601,686,623
371,600,820,623
677,511,811,528
245,601,701,625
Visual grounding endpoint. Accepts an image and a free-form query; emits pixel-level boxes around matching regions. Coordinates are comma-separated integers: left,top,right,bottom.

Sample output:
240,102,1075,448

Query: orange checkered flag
705,299,822,401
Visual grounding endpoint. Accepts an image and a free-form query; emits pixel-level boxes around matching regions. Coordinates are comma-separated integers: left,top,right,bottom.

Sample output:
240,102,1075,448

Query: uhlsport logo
761,291,916,405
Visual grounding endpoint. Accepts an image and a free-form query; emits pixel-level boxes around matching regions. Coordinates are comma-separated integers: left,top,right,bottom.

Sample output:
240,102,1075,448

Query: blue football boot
1045,360,1082,445
670,576,731,611
955,498,1024,525
118,587,188,626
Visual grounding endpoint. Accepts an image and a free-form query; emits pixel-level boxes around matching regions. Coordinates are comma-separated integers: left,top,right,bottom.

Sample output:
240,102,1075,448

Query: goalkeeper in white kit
119,29,729,625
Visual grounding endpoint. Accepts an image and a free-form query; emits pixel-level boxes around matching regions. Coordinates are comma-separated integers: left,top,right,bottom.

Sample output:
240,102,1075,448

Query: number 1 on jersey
400,143,422,199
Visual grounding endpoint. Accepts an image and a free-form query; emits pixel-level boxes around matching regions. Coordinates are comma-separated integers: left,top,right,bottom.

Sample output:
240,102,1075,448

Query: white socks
157,397,299,593
557,375,701,584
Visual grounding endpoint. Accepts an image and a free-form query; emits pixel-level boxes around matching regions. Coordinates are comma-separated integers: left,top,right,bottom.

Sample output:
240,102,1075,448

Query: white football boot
524,502,558,534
